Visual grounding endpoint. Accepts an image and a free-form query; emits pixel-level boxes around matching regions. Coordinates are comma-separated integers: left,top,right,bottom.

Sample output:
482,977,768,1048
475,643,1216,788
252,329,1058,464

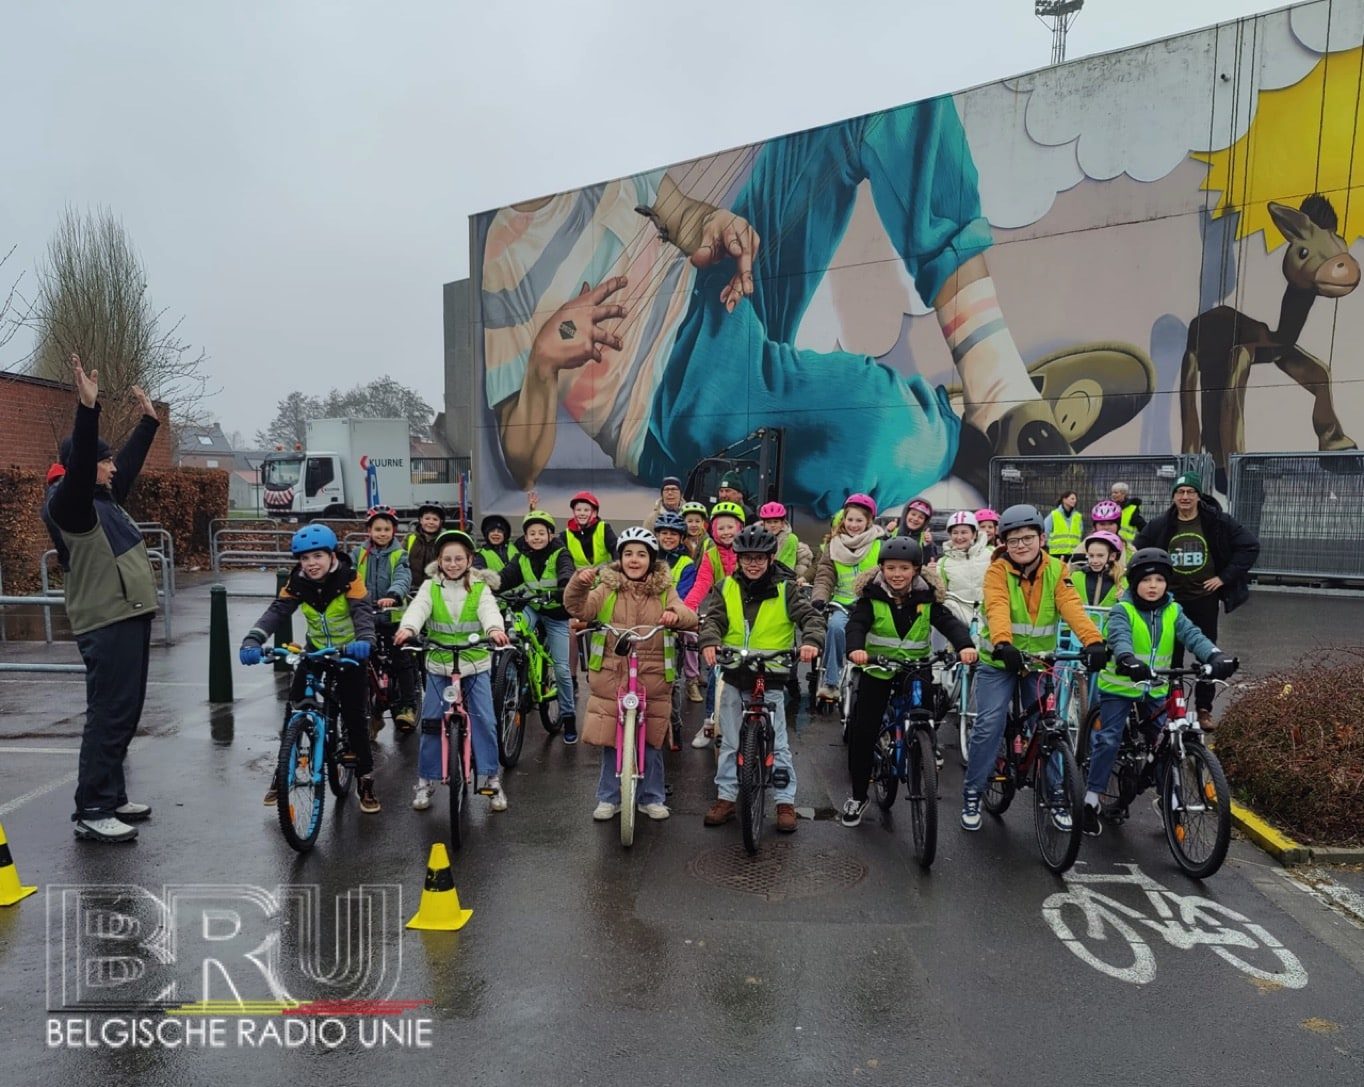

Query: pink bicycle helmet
1091,499,1122,523
758,501,788,520
844,493,878,518
907,497,933,517
1083,530,1124,554
975,507,999,524
946,510,978,531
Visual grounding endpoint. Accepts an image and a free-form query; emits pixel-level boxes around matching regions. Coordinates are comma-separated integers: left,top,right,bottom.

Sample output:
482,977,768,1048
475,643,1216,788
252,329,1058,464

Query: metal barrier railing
1228,451,1364,581
989,454,1215,525
209,519,372,571
136,522,176,595
29,549,173,645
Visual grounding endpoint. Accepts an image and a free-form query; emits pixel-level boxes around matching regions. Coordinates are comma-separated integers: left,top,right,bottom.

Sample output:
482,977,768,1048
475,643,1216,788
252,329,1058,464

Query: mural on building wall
472,0,1364,520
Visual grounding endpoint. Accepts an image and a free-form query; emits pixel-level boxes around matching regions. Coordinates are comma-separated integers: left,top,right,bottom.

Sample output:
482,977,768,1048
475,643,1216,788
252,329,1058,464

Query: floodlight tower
1036,0,1083,65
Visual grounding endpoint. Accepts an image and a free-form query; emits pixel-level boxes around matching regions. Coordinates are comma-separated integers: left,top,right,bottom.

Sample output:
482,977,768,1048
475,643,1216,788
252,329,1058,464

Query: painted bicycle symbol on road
1042,863,1308,988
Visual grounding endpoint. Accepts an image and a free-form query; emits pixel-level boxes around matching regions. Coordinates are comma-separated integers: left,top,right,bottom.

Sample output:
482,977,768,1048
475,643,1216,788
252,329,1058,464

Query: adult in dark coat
1134,471,1259,724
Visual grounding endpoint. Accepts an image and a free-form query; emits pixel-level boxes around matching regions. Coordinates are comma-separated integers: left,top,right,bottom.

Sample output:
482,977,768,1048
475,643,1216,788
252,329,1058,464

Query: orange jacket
982,553,1101,647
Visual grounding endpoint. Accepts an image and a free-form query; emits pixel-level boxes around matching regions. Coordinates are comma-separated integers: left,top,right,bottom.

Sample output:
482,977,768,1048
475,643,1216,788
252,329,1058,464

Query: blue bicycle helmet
290,523,338,556
653,511,687,534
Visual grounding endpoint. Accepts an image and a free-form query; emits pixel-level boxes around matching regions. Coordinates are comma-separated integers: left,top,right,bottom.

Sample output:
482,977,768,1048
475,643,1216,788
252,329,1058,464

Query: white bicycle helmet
615,526,659,561
946,510,978,532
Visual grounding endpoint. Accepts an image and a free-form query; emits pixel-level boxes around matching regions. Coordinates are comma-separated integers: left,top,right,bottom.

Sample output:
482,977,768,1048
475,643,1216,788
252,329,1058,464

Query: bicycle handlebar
262,645,360,668
713,647,798,667
499,590,558,607
588,621,669,643
861,649,958,672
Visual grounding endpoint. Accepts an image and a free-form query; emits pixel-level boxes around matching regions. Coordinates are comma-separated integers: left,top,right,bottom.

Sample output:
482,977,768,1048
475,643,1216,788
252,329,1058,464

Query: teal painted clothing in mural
639,96,993,518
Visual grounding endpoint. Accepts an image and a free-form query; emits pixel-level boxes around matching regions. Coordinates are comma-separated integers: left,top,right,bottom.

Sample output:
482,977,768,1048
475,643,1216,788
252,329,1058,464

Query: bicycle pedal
340,752,358,767
770,768,791,790
475,787,497,797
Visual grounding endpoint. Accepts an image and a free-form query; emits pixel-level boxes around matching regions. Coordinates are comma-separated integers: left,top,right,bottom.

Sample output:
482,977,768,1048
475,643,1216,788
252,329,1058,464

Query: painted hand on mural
530,277,629,376
688,208,760,313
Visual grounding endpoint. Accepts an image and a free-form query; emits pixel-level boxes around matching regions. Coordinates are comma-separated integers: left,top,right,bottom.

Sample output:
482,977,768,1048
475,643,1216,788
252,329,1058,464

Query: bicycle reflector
442,686,459,704
622,692,640,711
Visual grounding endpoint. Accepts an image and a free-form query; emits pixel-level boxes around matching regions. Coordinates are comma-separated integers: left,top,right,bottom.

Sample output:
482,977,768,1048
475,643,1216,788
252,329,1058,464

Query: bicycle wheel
493,652,526,768
1162,742,1231,879
326,712,354,799
908,729,938,869
620,708,638,848
871,730,897,812
1059,669,1085,753
448,721,466,853
277,713,325,852
983,731,1015,816
532,649,562,734
738,718,767,855
1033,735,1083,874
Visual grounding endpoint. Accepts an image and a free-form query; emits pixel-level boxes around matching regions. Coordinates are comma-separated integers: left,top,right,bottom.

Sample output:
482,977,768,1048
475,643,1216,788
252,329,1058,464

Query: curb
1230,802,1313,865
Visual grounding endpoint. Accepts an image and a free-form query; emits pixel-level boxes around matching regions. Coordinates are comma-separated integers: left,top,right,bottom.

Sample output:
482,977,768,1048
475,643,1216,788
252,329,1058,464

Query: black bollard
208,584,234,704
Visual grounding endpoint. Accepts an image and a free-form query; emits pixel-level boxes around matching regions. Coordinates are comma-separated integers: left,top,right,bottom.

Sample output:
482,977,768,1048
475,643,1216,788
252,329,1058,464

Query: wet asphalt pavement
1,574,1362,1086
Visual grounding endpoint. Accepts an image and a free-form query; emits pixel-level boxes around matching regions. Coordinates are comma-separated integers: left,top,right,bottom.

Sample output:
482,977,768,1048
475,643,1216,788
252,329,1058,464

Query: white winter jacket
937,541,990,626
398,566,504,677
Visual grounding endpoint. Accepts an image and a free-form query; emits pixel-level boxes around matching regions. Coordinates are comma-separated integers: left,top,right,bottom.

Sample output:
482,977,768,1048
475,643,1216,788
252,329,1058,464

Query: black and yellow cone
0,823,37,907
405,843,471,931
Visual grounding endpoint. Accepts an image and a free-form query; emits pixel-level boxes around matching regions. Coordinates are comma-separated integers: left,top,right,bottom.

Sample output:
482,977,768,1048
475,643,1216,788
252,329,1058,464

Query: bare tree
256,390,322,449
257,379,434,446
26,207,211,445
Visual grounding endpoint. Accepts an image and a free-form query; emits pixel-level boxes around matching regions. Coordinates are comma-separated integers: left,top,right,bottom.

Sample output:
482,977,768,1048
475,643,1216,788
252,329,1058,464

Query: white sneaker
114,801,152,822
412,783,434,811
73,817,137,843
487,779,508,812
839,797,869,827
817,684,840,701
593,802,621,821
638,803,670,821
691,724,712,749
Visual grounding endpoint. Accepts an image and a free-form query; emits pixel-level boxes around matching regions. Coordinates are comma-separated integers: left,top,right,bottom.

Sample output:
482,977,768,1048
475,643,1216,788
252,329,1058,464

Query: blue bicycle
1055,606,1109,751
263,645,360,852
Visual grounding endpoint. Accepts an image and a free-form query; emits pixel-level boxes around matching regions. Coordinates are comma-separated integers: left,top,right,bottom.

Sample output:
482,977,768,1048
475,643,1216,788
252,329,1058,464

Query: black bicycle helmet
417,501,446,520
879,536,924,565
1126,547,1174,584
653,510,687,535
480,514,512,539
732,524,778,554
997,503,1045,538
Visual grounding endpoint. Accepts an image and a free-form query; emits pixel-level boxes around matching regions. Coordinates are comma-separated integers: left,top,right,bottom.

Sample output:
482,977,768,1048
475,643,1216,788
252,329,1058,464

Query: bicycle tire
1033,734,1083,874
448,720,466,853
1162,741,1231,879
620,708,638,848
531,647,562,734
1059,669,1085,753
872,730,897,812
909,729,938,869
738,717,766,855
493,652,526,768
983,731,1015,816
326,710,354,799
277,713,325,852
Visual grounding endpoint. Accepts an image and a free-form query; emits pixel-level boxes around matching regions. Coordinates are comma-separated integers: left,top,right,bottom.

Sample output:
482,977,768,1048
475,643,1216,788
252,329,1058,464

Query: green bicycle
492,590,563,766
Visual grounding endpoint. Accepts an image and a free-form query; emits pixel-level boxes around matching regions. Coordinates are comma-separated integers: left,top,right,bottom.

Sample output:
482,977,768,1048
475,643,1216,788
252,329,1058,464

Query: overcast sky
0,0,1283,442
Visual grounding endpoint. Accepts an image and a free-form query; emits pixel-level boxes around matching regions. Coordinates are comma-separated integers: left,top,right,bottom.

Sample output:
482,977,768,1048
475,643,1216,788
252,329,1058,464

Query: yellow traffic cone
405,843,472,931
0,823,37,907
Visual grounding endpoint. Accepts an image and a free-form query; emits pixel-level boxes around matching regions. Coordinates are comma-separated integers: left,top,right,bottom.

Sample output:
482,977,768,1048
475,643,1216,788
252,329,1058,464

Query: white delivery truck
261,418,457,518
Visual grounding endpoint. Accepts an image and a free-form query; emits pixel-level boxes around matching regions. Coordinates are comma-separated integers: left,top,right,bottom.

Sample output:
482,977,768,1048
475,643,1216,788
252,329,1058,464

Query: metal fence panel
1228,452,1364,580
988,454,1215,524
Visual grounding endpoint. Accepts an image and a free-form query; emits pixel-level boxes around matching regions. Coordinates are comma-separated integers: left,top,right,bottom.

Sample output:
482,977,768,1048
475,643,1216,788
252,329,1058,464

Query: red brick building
0,372,172,472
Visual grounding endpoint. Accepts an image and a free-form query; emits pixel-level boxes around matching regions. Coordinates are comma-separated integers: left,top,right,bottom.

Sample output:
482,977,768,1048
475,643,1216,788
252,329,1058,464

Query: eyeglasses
1005,534,1041,548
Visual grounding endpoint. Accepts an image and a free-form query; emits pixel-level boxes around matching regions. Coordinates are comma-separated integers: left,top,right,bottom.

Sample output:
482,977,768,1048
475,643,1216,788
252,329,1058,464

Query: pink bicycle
591,621,668,847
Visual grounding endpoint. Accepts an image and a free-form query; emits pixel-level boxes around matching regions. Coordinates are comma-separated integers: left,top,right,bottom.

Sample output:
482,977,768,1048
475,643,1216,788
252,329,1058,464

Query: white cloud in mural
963,1,1355,230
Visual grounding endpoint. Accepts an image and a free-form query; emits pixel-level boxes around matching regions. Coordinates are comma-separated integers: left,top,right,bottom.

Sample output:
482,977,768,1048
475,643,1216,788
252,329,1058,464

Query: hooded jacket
495,534,575,618
397,565,504,677
245,551,375,651
563,561,698,749
564,516,618,566
1102,585,1220,674
811,524,888,604
845,568,973,656
983,550,1102,648
937,539,990,624
405,526,445,592
1134,497,1260,613
351,538,412,613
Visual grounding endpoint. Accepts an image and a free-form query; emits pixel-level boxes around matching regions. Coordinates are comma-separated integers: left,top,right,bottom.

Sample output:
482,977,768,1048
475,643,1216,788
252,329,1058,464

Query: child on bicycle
975,508,1000,547
681,501,709,558
841,536,977,826
406,501,446,593
1072,530,1126,609
961,504,1108,833
759,501,814,583
495,510,579,741
1089,499,1123,540
811,494,885,703
698,525,824,833
395,530,509,812
1086,547,1236,836
896,497,939,560
564,528,698,822
477,514,518,572
239,523,379,813
938,510,990,627
653,511,704,708
564,491,617,569
684,500,747,744
353,505,418,733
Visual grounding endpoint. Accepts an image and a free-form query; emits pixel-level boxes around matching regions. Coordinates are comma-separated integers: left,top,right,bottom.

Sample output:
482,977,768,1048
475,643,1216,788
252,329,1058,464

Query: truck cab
261,451,346,516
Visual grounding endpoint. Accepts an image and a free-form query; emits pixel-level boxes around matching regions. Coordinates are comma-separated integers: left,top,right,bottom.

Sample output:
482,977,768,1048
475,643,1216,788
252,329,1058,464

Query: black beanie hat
59,435,114,466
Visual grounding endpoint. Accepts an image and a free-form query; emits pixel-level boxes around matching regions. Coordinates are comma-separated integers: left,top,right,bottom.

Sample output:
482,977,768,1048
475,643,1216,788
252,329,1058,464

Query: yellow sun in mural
1197,46,1364,248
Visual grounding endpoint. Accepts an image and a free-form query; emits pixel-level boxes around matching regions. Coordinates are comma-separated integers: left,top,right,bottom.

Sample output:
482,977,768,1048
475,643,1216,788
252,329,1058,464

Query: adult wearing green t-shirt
1134,472,1259,727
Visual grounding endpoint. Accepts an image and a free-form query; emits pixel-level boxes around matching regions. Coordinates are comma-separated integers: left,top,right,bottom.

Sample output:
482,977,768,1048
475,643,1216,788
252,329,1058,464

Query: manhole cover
687,840,867,901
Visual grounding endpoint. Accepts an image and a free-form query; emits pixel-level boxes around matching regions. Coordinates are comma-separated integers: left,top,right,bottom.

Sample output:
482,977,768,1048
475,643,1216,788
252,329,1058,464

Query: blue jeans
639,97,988,517
1088,693,1163,796
704,665,718,717
964,665,1067,797
418,671,498,783
822,606,850,688
597,746,666,806
715,682,795,804
529,612,575,716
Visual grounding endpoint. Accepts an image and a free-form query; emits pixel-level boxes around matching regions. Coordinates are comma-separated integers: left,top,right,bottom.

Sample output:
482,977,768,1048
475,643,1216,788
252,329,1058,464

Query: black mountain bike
715,648,796,854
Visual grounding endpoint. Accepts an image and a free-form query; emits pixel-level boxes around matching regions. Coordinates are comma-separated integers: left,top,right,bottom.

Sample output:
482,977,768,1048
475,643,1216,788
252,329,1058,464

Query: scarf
828,525,883,565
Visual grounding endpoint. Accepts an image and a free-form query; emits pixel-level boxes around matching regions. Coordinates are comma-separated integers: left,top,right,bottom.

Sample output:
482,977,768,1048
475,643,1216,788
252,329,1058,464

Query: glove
993,642,1024,675
811,598,828,615
239,644,263,666
1207,653,1238,680
342,641,372,662
1115,653,1153,682
1082,641,1110,672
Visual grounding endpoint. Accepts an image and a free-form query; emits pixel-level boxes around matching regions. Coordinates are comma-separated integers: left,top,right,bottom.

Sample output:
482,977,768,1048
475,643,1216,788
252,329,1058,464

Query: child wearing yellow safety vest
563,491,617,568
840,536,976,827
698,525,825,834
1084,547,1235,836
810,493,886,702
564,528,697,822
960,504,1108,834
396,531,509,813
240,523,379,812
353,505,418,731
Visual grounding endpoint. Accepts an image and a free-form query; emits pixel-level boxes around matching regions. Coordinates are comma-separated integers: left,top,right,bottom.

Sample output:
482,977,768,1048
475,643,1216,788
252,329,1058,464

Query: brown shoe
776,804,798,833
1197,708,1216,732
703,799,736,826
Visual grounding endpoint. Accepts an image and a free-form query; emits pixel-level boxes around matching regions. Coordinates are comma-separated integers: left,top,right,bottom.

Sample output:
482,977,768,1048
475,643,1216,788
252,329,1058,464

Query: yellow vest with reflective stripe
1118,504,1139,547
426,579,489,669
300,594,355,650
517,548,564,608
860,598,932,679
586,590,676,682
565,523,608,568
1098,599,1178,697
833,540,881,605
720,578,795,674
979,557,1064,668
357,546,405,621
776,532,799,570
1046,509,1083,556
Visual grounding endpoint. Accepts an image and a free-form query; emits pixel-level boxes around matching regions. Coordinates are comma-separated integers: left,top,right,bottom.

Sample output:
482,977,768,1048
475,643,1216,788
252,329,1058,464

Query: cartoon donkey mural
1181,194,1360,489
